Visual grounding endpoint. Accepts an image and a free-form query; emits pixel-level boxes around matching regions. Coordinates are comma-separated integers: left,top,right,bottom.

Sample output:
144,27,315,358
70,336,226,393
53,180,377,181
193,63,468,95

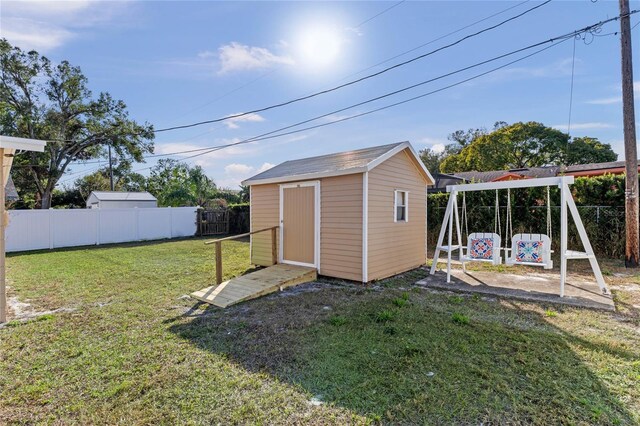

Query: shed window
394,190,408,222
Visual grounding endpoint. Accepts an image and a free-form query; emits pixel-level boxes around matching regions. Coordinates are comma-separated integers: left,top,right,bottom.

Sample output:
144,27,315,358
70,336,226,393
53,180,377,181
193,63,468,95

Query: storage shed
86,191,157,209
242,141,434,283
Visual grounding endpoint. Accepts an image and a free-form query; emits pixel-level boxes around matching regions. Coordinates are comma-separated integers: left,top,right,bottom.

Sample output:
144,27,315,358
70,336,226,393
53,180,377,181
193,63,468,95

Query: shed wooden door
282,185,316,266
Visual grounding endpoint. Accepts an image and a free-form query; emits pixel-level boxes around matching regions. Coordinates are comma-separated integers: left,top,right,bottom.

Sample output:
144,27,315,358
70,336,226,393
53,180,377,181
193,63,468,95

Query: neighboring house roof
453,166,559,183
6,175,18,201
242,141,434,185
444,160,639,183
564,160,640,176
88,191,157,202
429,173,467,193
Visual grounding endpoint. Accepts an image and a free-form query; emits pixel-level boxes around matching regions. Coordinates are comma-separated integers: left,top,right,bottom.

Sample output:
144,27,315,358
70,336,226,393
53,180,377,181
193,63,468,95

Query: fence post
271,227,277,265
96,208,101,246
197,208,202,236
48,208,54,249
134,207,140,241
168,207,173,238
215,241,223,284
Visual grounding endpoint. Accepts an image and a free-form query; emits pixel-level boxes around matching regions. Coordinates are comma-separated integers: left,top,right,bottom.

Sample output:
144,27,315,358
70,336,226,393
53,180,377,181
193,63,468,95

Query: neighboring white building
86,191,157,209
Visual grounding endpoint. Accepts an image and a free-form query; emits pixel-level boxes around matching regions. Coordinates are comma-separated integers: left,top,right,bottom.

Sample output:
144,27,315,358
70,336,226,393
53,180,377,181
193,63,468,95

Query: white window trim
394,190,409,223
278,180,321,269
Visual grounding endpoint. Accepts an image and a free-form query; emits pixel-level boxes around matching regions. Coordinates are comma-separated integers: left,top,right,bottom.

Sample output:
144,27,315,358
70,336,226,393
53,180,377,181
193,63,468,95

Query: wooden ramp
191,264,317,308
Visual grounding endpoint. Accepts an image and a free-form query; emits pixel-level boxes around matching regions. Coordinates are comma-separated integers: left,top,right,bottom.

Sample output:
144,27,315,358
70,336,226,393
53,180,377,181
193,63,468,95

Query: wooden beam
271,227,277,265
0,148,5,323
204,226,278,245
215,241,222,285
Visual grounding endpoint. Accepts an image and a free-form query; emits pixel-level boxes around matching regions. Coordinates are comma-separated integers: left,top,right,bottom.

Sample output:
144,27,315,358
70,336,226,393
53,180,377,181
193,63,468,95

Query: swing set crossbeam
431,176,609,298
446,176,574,193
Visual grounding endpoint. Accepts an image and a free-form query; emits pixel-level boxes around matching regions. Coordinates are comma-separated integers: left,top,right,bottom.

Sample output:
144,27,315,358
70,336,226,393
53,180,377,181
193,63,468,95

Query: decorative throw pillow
469,238,494,259
515,240,544,263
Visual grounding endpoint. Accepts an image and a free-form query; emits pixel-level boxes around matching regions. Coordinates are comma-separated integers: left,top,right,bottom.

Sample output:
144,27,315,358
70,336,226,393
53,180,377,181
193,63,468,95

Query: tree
565,137,618,165
238,185,250,203
146,159,218,207
419,147,446,173
439,121,617,173
0,39,154,208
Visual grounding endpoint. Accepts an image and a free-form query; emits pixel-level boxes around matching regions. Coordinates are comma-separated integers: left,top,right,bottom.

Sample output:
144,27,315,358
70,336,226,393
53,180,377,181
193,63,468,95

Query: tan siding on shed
367,149,427,281
250,184,279,266
320,174,363,282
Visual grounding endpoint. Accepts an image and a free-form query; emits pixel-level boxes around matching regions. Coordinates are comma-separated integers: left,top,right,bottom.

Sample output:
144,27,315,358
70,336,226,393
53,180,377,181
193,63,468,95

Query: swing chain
506,188,513,240
546,186,552,241
494,189,501,235
462,192,469,238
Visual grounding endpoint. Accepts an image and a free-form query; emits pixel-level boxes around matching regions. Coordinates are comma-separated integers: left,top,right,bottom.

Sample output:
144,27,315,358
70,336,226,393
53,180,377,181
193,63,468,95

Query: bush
451,312,469,325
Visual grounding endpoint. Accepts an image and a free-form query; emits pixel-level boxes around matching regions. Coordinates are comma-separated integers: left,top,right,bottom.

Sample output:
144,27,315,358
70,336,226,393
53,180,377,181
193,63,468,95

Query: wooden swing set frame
429,176,608,297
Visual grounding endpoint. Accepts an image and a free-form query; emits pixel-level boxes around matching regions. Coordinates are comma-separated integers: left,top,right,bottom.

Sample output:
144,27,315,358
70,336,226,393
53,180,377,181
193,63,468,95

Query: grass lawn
1,238,639,425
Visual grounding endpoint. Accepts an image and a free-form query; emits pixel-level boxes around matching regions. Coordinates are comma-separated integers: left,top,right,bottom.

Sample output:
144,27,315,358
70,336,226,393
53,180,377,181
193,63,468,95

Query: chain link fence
428,205,625,258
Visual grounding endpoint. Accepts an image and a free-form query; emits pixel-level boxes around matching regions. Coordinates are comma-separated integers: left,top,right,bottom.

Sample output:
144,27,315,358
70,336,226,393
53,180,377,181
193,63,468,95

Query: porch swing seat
461,232,502,265
505,233,553,269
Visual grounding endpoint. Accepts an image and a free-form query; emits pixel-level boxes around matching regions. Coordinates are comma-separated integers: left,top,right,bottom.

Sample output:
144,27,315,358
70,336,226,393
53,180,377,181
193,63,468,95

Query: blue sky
2,0,639,188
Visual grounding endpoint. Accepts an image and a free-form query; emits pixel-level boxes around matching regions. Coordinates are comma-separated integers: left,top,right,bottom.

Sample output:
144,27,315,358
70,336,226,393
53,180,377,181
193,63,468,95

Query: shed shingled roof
243,142,433,185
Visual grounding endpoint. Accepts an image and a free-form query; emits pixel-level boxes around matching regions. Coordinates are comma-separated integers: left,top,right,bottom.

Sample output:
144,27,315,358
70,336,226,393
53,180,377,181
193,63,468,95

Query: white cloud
154,139,257,167
219,162,275,188
224,163,253,175
1,1,130,52
586,81,640,105
431,143,446,154
224,113,265,129
416,137,448,153
1,17,73,51
322,113,357,123
217,42,294,74
552,122,614,131
586,96,622,105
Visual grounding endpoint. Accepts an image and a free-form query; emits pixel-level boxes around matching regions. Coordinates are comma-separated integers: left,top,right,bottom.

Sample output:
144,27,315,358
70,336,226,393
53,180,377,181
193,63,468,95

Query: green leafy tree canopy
439,121,617,173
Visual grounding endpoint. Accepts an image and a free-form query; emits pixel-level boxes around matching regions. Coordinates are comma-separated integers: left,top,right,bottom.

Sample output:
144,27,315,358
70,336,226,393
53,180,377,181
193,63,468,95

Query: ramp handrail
205,226,278,284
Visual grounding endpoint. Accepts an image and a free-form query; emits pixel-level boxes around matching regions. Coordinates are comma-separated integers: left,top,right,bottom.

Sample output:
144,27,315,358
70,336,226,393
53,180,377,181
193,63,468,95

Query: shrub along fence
427,204,625,258
228,203,250,234
427,174,633,259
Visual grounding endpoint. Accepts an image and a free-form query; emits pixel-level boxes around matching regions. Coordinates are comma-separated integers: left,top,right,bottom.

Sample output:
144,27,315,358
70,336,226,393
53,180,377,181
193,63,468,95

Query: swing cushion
469,238,495,259
515,240,545,263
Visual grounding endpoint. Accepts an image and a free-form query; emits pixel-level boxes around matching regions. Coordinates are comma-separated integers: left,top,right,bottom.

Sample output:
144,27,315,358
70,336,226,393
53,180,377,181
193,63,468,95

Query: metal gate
198,209,230,236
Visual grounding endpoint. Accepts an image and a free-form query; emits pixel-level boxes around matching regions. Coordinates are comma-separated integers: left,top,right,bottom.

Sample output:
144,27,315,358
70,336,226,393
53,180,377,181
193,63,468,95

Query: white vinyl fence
7,207,198,252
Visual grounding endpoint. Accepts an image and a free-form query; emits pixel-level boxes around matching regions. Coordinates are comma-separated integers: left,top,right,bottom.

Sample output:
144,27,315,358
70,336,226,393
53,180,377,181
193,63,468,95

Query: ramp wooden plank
191,264,317,308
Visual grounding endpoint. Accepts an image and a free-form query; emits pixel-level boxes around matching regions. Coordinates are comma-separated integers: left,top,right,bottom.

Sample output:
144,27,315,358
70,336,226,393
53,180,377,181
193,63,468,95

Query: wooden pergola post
0,136,46,323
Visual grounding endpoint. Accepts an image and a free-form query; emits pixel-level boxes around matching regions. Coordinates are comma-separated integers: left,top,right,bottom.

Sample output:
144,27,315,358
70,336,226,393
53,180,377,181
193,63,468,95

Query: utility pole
620,0,639,268
108,144,114,191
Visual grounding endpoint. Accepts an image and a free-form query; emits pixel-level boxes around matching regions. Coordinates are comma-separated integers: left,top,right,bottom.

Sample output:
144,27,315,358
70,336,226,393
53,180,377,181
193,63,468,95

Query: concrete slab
416,269,614,311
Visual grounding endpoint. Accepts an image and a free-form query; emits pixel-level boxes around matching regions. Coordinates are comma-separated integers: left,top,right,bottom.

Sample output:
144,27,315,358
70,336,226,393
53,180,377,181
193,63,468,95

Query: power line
338,0,532,82
152,0,551,133
168,41,570,165
54,11,636,183
166,0,408,126
36,0,550,147
353,0,406,28
133,12,629,161
60,40,566,183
